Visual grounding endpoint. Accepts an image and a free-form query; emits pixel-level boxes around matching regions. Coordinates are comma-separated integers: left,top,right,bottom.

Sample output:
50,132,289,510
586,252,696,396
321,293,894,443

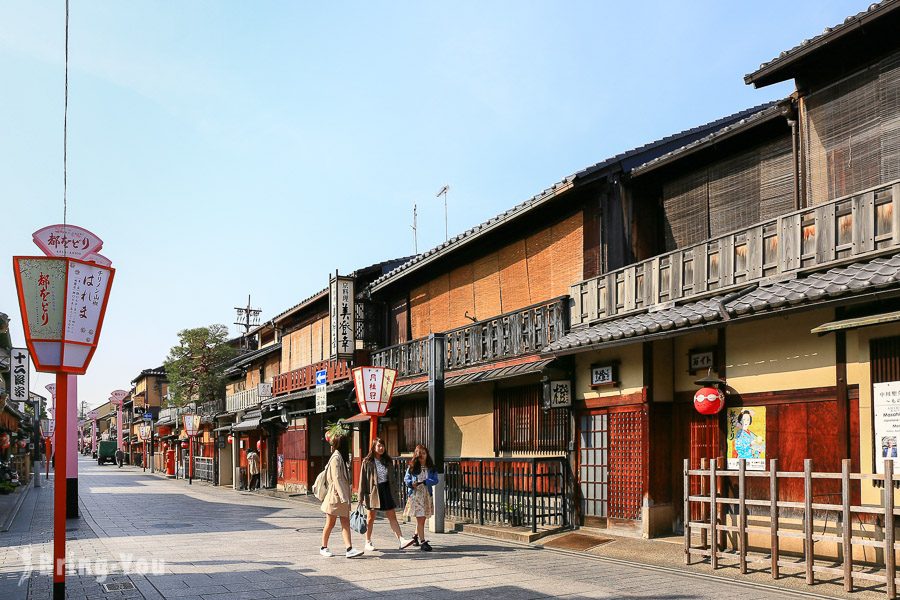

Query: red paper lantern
181,441,188,449
694,386,725,415
256,440,262,452
0,434,9,450
227,435,233,445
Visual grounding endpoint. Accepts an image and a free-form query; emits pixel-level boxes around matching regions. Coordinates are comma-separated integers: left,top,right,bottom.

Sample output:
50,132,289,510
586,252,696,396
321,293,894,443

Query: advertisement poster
727,406,767,471
873,381,900,475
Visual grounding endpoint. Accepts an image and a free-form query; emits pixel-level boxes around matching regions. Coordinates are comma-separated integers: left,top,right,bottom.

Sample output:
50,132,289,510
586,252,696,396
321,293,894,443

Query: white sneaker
319,548,333,557
345,547,364,558
399,537,415,549
364,541,376,552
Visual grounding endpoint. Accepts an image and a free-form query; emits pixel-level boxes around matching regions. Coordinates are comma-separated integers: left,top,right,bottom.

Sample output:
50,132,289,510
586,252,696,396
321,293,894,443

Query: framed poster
726,406,766,471
873,381,900,474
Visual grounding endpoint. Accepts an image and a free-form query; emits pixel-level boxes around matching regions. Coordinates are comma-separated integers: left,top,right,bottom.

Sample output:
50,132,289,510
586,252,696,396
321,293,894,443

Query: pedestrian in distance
358,437,415,552
320,427,363,558
247,448,260,490
403,444,439,551
115,447,124,469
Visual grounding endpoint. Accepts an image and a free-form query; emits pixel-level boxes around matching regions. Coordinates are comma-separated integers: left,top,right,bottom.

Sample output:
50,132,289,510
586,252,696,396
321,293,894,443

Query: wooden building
542,0,900,537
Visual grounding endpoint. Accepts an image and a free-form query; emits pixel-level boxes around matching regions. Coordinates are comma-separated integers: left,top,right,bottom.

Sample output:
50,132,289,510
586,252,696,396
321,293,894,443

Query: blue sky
0,0,867,410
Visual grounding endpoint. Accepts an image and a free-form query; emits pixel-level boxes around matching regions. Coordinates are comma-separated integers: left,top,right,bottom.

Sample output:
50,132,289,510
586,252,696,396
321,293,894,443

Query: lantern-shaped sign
183,414,200,437
13,254,115,374
351,366,398,416
694,386,725,415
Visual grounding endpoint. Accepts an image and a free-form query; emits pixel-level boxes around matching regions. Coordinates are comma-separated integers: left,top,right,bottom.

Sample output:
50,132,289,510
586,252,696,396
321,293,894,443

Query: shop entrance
578,407,645,529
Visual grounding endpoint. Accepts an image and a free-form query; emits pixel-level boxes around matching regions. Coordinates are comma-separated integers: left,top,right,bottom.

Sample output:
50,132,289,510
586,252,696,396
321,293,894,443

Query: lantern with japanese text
693,386,725,415
13,259,114,375
351,366,398,443
181,441,187,449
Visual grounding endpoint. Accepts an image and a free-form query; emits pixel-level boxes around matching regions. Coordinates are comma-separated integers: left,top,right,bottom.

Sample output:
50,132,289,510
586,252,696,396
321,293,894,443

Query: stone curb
1,477,32,532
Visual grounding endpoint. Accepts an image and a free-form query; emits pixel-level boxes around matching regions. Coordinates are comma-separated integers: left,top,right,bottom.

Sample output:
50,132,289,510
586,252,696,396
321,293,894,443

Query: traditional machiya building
538,1,900,539
128,367,167,468
357,107,782,534
220,334,282,489
245,258,409,494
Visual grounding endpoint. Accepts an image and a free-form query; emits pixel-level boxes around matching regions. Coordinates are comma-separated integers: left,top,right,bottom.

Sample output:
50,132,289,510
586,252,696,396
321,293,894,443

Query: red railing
272,359,352,396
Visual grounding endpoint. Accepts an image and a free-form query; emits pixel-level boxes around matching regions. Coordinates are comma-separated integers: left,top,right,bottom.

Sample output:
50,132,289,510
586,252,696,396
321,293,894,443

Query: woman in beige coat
319,433,363,558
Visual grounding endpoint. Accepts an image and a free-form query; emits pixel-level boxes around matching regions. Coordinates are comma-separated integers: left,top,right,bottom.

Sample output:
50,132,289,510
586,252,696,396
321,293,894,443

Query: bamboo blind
805,49,900,205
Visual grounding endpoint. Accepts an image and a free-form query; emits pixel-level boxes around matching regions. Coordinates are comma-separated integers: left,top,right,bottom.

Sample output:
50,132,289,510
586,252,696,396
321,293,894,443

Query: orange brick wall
409,211,583,338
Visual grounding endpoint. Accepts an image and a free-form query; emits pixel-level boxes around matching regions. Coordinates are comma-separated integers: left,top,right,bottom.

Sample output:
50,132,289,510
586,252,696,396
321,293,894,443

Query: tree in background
164,325,236,407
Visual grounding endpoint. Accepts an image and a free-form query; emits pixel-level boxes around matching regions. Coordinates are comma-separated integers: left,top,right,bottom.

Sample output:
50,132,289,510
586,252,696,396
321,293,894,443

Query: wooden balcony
226,388,260,413
571,180,900,327
272,359,352,396
371,297,569,377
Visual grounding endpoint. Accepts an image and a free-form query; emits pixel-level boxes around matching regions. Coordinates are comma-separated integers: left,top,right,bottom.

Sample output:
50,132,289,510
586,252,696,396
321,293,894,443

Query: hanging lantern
0,433,9,450
256,440,262,452
227,434,233,445
180,441,188,449
694,386,725,415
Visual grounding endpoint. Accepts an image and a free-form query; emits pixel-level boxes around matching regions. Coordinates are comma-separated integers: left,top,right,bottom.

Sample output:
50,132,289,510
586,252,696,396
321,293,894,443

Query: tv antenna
436,184,449,242
234,294,262,335
412,203,418,254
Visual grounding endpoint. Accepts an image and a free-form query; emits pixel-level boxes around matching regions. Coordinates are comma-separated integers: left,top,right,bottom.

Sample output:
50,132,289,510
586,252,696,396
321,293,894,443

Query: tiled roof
744,0,899,86
392,358,554,397
544,252,900,356
730,253,900,317
631,102,783,176
270,256,415,324
131,366,166,384
368,103,777,293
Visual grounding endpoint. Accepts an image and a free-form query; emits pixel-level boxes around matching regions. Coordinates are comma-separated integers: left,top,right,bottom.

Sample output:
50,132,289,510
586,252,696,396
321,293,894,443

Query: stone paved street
0,456,832,599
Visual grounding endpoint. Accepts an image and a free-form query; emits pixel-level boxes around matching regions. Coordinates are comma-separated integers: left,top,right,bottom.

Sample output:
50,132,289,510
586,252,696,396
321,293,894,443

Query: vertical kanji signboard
329,274,355,361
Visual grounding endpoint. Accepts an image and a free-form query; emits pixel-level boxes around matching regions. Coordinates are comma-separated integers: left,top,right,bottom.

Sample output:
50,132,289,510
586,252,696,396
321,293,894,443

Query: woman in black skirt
358,438,415,552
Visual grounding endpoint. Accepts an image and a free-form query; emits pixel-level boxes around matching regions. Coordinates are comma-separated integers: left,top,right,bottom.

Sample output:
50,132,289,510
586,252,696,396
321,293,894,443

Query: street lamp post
13,224,115,600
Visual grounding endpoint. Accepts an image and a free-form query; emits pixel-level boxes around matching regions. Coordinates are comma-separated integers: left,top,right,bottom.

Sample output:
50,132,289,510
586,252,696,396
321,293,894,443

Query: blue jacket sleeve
403,467,414,488
424,469,439,487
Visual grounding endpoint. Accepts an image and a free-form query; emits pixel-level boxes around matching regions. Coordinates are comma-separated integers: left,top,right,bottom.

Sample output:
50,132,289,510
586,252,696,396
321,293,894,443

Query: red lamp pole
53,373,67,599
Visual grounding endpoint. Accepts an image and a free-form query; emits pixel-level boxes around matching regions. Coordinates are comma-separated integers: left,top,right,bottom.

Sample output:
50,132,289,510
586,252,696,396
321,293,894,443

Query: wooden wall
409,212,583,339
283,315,328,371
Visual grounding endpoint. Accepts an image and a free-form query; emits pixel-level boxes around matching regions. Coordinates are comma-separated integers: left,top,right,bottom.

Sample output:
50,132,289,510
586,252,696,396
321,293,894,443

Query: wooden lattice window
494,384,569,453
608,410,645,520
394,399,428,453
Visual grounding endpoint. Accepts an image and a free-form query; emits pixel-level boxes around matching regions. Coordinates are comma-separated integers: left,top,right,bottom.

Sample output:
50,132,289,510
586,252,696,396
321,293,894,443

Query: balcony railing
226,388,260,413
157,407,176,424
371,297,569,378
272,359,352,396
571,180,900,327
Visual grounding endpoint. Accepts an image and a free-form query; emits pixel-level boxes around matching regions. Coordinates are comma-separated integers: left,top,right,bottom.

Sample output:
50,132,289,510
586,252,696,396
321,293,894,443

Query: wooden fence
684,457,900,597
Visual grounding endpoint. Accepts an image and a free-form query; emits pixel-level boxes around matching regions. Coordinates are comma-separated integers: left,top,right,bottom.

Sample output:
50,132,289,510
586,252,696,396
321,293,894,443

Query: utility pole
234,295,262,349
436,185,449,242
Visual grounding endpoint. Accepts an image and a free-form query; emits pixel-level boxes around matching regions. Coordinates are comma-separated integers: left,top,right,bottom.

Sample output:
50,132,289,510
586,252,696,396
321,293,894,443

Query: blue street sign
143,413,153,421
315,369,327,386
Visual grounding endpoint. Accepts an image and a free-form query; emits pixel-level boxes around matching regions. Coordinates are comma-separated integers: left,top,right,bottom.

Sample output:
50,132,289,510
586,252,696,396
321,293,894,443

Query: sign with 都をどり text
726,406,766,471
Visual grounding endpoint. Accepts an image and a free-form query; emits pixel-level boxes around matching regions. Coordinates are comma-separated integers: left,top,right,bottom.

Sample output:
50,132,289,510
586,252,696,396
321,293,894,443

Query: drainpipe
714,284,759,322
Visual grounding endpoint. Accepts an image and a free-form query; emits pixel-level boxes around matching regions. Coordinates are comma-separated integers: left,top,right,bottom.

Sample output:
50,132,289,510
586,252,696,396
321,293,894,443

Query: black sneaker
420,540,432,552
411,534,420,547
